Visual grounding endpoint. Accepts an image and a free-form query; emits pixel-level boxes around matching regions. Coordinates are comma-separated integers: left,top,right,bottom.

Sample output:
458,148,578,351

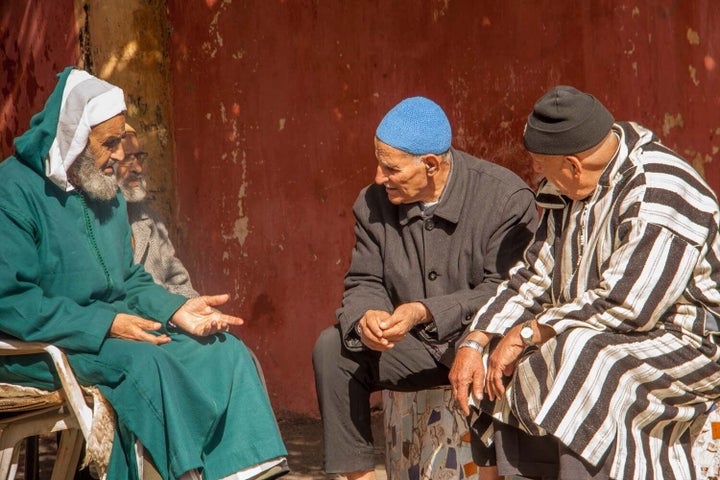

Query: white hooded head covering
45,70,127,191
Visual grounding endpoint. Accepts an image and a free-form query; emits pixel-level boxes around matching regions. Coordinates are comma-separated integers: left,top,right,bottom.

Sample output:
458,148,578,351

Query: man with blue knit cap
313,96,539,480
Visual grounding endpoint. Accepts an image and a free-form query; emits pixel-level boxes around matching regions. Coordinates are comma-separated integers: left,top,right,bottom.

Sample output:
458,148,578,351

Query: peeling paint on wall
689,65,699,86
687,28,700,45
202,0,232,58
432,0,450,21
233,179,249,247
624,40,635,55
684,148,713,179
219,149,249,247
219,102,227,123
663,112,684,136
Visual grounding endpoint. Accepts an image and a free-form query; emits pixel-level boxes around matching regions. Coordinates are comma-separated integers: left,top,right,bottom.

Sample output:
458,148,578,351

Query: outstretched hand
171,293,245,336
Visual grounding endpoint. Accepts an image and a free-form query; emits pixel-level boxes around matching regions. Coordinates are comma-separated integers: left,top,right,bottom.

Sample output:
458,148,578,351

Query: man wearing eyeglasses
117,124,198,298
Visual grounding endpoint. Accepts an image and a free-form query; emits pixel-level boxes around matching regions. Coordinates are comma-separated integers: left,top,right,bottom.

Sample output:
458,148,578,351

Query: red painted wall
3,1,719,418
167,0,720,416
0,1,80,159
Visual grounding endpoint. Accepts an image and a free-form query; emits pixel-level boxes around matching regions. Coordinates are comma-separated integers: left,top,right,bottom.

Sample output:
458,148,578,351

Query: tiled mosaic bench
384,388,720,480
693,405,720,480
382,387,479,480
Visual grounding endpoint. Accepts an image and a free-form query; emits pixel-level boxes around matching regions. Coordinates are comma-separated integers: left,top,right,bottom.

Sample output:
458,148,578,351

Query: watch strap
458,339,485,354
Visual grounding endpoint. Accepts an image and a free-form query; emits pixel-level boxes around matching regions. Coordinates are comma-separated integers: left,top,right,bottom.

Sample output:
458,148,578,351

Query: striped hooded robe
0,68,286,479
471,121,720,480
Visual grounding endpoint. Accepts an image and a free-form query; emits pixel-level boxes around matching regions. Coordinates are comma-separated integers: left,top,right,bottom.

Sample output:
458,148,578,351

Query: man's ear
423,154,441,175
566,155,583,177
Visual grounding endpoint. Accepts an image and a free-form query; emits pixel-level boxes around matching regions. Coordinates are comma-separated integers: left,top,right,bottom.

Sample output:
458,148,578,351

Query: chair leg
25,436,39,480
50,429,83,480
0,444,18,480
7,446,22,480
134,440,144,479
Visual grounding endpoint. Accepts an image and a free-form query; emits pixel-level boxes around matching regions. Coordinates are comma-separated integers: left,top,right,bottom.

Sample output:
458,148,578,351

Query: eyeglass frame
117,151,149,167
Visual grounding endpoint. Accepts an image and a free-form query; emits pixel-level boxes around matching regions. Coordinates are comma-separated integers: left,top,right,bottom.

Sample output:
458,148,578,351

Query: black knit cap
523,86,614,155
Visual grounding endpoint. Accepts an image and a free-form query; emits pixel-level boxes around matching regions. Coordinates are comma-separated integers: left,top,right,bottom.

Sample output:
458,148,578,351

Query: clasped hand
356,302,429,351
109,294,244,344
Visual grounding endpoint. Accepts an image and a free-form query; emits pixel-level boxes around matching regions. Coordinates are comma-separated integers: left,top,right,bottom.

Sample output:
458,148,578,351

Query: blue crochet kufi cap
376,96,451,155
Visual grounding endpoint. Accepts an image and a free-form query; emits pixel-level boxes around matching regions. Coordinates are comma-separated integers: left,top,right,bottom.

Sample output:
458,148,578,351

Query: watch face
521,326,533,344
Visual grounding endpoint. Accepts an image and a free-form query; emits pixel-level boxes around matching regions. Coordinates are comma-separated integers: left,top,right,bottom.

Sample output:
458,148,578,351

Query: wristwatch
520,320,535,347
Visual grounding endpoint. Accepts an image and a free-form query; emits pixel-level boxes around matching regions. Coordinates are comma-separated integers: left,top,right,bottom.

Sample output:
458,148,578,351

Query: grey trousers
312,325,450,474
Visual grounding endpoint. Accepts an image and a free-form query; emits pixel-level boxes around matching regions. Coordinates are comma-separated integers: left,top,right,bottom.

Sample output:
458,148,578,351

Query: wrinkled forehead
374,137,414,161
89,114,125,143
121,131,140,150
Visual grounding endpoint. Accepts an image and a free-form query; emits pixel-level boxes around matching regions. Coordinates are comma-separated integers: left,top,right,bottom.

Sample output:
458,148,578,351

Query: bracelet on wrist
458,339,485,354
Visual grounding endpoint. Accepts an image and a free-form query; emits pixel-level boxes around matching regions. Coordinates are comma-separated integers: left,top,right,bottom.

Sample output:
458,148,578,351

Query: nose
131,157,144,173
110,142,125,161
374,166,388,185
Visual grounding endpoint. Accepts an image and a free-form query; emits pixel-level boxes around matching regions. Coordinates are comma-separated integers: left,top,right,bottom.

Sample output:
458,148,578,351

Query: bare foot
479,466,505,480
346,470,376,480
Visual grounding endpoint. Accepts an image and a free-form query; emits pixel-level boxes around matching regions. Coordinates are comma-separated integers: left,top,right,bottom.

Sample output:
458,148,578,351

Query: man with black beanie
451,85,720,479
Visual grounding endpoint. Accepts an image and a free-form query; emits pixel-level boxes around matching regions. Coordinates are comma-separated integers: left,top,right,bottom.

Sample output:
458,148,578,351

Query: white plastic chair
0,339,130,480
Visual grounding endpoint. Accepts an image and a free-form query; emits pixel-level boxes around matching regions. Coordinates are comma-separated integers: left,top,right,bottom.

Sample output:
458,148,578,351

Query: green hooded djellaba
0,67,287,479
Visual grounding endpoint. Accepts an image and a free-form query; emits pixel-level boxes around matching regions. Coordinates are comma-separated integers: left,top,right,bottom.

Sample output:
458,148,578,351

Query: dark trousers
312,325,450,474
470,405,609,480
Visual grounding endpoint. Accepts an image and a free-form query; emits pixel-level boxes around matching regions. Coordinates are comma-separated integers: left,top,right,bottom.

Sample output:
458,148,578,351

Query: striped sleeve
539,152,715,334
538,218,700,334
469,209,556,334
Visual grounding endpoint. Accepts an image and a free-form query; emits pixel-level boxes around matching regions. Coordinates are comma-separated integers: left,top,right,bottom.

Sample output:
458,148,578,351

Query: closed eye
102,134,126,149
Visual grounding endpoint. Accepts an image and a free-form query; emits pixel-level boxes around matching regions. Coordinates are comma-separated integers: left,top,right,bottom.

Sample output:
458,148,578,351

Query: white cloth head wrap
45,70,126,191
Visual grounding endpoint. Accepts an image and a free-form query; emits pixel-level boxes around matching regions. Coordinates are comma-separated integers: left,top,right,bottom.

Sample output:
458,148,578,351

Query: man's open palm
172,294,245,336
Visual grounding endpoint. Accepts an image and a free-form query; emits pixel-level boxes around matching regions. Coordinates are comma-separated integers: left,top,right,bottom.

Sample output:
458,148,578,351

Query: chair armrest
0,339,51,355
0,339,93,438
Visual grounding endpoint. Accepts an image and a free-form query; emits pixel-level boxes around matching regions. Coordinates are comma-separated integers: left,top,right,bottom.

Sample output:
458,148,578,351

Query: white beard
119,176,148,203
68,147,118,201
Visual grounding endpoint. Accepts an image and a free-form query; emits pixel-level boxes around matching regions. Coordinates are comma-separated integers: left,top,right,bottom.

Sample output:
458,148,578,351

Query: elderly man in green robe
0,67,287,480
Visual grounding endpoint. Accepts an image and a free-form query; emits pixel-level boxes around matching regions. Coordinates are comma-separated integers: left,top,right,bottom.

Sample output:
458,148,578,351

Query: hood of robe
12,67,127,191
